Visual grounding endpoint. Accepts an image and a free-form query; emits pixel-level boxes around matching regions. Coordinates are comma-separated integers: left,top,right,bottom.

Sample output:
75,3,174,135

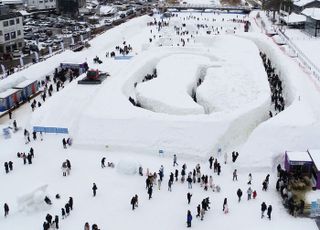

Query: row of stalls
0,61,88,112
0,79,39,112
285,150,320,189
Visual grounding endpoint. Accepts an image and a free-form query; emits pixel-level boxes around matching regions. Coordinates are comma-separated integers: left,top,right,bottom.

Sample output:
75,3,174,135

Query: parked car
44,39,54,46
38,37,47,42
104,19,112,26
12,50,22,59
22,46,30,54
24,33,34,40
29,44,39,52
53,37,63,44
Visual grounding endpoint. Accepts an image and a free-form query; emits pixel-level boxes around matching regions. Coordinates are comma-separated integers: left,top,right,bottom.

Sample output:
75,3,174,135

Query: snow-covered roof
0,76,26,93
302,7,320,20
282,12,306,24
308,149,320,170
18,10,32,16
14,79,36,89
88,15,100,20
99,5,116,15
1,0,23,4
0,88,21,98
294,0,319,7
286,151,312,162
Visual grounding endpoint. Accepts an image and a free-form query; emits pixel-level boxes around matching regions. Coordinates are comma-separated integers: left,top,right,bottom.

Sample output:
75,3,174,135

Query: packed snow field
1,9,320,230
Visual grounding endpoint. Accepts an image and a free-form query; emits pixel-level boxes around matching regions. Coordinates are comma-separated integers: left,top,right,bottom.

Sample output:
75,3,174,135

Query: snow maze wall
31,34,298,164
77,36,275,157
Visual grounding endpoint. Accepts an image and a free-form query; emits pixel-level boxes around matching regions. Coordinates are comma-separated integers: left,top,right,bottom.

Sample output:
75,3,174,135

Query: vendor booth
60,62,88,75
285,151,313,177
13,79,39,101
0,88,23,112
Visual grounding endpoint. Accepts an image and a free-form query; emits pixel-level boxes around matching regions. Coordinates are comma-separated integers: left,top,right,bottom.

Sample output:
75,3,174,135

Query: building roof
18,10,31,16
308,149,320,171
286,151,312,162
294,0,320,7
0,12,22,20
0,88,21,98
13,79,36,89
1,0,23,5
302,7,320,20
282,12,306,24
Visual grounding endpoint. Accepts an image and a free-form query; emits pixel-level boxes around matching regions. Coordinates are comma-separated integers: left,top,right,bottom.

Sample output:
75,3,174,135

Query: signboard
310,201,320,217
290,161,306,166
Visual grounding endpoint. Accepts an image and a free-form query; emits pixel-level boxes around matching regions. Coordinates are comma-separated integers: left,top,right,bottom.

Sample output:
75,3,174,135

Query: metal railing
276,28,320,81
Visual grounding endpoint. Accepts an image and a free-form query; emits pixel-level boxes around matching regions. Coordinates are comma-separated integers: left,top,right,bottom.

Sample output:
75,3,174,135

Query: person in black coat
175,169,179,181
4,203,9,217
55,215,59,229
148,186,153,199
101,157,106,168
4,162,9,173
43,221,50,230
32,131,37,140
187,192,192,204
130,196,136,210
69,197,73,210
27,153,32,164
45,213,52,224
61,208,66,219
223,198,227,212
261,202,267,218
92,183,97,197
237,188,243,202
170,172,174,182
30,147,34,158
65,203,70,216
208,156,214,169
217,163,221,175
267,205,272,220
62,138,67,149
196,204,201,218
8,161,13,171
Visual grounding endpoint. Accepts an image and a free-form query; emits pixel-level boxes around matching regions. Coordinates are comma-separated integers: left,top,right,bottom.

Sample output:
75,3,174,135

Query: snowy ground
1,9,320,230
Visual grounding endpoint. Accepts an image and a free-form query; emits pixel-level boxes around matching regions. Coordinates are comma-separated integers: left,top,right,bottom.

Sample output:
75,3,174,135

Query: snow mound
116,159,141,175
17,185,51,213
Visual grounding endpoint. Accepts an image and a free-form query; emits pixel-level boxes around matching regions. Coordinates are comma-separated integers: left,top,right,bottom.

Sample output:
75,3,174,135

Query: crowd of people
260,52,286,116
275,164,306,217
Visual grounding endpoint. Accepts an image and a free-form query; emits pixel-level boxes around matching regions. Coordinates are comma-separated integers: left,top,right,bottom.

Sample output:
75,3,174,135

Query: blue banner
33,126,69,134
